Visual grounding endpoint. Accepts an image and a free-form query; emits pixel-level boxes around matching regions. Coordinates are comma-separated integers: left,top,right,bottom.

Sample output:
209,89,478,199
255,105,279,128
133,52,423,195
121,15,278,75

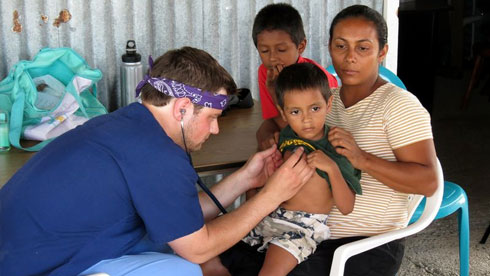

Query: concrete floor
398,73,490,275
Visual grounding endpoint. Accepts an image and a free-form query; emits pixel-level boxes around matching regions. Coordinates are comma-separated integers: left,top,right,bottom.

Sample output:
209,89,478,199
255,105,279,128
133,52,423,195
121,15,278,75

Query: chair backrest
405,159,444,228
326,65,407,90
329,159,444,276
407,194,424,224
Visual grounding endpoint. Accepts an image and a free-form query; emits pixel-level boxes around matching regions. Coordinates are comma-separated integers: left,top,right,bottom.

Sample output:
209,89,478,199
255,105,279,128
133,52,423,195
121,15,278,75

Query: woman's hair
140,47,237,107
275,63,331,109
252,3,306,47
329,5,387,50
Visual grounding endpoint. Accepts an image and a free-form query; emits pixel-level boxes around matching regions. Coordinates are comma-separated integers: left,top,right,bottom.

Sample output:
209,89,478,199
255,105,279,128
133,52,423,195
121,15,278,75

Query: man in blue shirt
0,47,313,276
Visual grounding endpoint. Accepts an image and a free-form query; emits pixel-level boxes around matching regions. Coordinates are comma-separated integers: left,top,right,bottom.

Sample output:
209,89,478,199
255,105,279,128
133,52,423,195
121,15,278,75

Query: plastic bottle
120,40,143,107
0,110,10,152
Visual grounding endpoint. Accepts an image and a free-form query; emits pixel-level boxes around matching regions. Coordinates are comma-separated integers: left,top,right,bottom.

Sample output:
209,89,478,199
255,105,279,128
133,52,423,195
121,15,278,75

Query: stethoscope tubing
181,119,228,214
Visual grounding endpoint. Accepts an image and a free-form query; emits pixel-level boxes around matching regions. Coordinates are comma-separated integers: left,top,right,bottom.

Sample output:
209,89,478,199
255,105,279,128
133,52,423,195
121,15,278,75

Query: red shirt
258,56,339,120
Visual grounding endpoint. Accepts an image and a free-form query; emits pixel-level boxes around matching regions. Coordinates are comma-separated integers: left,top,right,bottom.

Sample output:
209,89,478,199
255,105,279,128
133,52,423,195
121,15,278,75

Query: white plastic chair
329,159,444,276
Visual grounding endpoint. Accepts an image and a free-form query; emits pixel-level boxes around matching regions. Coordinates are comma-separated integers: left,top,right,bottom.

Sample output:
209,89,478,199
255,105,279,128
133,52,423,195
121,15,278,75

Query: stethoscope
180,109,228,214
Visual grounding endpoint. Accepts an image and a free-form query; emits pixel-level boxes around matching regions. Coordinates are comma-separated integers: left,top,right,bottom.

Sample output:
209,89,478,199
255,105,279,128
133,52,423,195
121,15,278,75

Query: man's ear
298,39,307,55
173,97,192,121
277,105,287,122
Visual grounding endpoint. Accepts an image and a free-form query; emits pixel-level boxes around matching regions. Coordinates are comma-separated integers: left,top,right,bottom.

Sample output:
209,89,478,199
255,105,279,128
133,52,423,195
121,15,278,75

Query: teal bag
0,47,107,151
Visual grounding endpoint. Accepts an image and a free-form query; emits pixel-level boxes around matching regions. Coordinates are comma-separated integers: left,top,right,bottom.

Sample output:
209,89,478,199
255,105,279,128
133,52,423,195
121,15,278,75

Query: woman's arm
328,127,438,196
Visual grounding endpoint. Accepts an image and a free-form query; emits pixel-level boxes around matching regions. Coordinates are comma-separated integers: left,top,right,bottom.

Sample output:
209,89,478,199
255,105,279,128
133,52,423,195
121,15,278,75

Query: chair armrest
329,160,444,276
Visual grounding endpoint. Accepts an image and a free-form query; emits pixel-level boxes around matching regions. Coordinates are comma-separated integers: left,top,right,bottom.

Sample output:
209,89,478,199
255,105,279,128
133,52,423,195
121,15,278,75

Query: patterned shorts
242,207,330,263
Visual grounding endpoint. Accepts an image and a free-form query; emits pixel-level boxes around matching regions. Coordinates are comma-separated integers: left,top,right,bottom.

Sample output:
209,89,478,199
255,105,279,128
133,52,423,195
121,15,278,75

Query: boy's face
279,88,332,141
256,30,306,70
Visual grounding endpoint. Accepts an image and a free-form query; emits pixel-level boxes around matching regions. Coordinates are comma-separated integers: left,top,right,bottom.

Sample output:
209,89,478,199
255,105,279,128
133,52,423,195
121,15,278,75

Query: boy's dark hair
140,46,237,109
252,3,306,47
329,5,387,50
275,63,331,109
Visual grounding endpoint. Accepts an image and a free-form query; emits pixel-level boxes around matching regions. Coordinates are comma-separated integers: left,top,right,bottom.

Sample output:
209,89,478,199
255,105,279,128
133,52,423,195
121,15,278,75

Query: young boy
252,3,338,150
240,63,361,275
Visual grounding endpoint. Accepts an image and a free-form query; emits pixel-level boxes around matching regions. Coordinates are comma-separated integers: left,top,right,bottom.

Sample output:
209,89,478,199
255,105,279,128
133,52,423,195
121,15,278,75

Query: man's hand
239,144,283,190
171,149,312,264
260,147,314,204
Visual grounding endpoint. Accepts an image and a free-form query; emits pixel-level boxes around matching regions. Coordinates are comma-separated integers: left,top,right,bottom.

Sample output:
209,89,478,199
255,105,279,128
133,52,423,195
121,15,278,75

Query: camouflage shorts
242,207,330,263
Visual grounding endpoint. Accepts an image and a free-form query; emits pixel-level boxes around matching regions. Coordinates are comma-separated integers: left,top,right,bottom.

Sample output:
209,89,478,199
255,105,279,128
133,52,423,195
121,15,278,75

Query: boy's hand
256,119,283,151
266,64,285,87
266,64,285,105
259,131,280,151
306,150,337,173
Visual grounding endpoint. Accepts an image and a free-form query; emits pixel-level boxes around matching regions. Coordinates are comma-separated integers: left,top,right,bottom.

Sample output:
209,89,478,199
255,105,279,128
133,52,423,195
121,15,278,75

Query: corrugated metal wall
0,0,382,111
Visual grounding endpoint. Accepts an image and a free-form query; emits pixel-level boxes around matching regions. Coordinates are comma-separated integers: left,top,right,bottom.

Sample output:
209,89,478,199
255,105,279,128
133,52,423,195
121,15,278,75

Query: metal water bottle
120,40,143,107
0,110,10,152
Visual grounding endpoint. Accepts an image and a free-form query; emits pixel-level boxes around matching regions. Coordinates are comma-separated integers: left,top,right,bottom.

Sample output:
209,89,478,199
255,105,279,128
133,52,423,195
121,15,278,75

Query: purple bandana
135,60,229,110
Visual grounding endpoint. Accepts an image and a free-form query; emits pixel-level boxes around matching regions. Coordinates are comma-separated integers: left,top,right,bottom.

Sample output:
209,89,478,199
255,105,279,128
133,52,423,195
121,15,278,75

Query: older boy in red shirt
253,3,338,150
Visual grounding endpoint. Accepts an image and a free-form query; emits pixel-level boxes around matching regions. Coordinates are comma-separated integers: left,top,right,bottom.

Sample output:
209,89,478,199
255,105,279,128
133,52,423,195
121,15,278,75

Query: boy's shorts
242,207,330,263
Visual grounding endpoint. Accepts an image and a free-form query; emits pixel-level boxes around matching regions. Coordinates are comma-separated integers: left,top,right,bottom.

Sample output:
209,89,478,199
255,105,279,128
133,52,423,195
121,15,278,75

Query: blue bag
0,48,107,151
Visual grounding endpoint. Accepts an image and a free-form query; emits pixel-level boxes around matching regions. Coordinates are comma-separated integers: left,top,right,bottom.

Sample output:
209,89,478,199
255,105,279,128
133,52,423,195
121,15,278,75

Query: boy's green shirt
278,125,362,195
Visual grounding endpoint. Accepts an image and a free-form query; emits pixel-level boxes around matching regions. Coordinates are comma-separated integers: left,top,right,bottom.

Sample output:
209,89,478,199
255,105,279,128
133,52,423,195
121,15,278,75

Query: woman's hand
328,126,366,170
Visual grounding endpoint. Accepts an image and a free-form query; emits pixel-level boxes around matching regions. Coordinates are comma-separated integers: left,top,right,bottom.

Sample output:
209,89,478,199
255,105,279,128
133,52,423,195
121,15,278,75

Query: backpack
0,47,107,151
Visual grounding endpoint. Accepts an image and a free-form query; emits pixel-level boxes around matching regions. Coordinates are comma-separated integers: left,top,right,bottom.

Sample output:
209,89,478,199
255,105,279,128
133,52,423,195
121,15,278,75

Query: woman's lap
219,237,405,276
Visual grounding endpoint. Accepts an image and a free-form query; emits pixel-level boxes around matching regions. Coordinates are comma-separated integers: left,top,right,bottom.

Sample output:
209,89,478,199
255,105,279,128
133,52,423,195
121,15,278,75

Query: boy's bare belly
280,170,333,214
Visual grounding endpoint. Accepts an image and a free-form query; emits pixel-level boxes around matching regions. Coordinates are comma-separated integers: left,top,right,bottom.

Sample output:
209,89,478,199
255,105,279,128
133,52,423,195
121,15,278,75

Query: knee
155,254,202,275
200,256,231,276
80,252,202,276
